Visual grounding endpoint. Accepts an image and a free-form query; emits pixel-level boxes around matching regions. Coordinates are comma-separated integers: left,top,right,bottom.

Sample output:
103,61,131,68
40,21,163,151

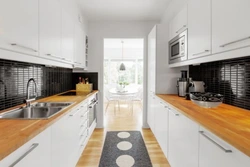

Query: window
104,59,143,85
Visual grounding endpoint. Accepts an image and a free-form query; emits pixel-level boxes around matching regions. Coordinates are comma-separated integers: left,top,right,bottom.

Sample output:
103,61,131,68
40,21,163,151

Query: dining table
108,87,138,113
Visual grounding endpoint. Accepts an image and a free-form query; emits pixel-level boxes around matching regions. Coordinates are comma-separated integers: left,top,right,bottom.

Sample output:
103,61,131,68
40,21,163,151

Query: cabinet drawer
199,127,250,167
79,128,88,146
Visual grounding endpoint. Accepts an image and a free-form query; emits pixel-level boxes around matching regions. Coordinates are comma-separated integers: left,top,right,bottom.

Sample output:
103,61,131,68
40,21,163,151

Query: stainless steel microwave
169,30,187,64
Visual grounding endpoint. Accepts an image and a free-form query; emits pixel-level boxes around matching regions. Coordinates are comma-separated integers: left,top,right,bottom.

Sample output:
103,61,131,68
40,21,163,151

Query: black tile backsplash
0,59,72,111
189,56,250,110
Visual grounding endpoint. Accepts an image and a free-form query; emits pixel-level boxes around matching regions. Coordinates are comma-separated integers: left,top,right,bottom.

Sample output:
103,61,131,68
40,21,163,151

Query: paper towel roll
192,81,205,92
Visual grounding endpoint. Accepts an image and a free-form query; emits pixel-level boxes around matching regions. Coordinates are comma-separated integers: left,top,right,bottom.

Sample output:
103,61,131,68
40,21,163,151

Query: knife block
76,83,93,93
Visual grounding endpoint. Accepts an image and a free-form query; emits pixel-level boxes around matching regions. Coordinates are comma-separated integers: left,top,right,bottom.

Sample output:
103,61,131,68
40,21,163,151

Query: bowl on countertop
190,92,224,108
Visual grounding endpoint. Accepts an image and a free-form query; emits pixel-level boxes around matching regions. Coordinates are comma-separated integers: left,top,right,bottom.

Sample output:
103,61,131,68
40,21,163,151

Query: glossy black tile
189,56,250,110
0,59,72,111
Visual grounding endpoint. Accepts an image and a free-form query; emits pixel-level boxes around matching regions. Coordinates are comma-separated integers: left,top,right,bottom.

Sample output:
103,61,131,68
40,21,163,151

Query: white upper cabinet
148,26,156,93
199,127,250,167
212,0,250,54
169,6,188,40
0,0,39,56
168,106,199,167
61,8,74,63
39,0,62,60
74,23,86,68
188,0,211,59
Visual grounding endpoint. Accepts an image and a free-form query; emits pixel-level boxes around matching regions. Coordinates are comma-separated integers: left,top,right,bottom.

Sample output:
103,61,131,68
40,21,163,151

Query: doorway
103,38,144,130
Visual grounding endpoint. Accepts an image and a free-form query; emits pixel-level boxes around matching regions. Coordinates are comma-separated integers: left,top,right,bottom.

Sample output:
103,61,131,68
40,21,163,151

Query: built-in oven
169,30,187,64
88,93,98,128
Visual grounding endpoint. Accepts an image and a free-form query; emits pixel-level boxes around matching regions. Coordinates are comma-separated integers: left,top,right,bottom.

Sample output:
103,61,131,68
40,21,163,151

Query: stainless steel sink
0,102,74,119
32,102,73,107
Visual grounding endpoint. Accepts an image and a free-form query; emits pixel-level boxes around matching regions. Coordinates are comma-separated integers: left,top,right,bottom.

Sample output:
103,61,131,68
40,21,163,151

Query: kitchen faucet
24,78,37,107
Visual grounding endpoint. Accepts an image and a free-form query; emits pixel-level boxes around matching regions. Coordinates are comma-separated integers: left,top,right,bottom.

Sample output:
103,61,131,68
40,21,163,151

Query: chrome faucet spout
25,78,37,107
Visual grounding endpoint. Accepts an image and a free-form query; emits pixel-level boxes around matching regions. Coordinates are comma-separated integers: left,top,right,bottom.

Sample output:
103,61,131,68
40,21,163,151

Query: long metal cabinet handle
11,43,37,52
70,108,81,116
176,25,187,34
193,50,209,56
199,131,232,153
168,108,179,116
89,101,98,109
46,54,60,59
160,102,168,108
220,36,250,47
9,143,39,167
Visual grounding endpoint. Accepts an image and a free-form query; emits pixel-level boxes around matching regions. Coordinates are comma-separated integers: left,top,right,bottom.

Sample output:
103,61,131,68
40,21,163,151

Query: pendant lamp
119,41,126,71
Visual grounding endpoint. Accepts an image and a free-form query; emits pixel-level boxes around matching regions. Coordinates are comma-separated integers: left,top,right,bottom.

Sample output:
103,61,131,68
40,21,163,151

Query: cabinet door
154,100,169,158
61,8,74,63
147,26,156,93
168,106,199,167
212,0,250,54
51,115,69,167
188,0,211,59
39,0,62,59
147,93,155,133
199,127,250,167
0,128,51,167
169,6,187,40
74,23,86,68
51,107,81,167
0,0,38,56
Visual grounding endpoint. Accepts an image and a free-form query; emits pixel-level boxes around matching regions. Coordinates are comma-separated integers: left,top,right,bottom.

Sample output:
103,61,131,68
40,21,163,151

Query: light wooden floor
76,101,170,167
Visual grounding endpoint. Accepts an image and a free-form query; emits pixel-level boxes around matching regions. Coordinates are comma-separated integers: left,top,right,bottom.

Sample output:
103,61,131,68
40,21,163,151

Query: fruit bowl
190,92,224,108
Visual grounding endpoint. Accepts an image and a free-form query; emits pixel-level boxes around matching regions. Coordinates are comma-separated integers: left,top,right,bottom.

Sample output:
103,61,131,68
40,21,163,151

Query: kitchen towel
99,131,152,167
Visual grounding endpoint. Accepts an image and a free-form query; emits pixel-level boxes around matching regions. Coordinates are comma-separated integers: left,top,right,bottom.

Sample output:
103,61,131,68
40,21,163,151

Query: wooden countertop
0,90,98,161
157,94,250,157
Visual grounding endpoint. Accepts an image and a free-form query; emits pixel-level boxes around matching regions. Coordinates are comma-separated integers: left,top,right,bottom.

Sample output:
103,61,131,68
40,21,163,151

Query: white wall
87,21,158,128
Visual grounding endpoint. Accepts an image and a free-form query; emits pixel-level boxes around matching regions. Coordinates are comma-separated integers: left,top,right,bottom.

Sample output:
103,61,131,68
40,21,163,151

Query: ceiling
104,39,144,49
78,0,171,21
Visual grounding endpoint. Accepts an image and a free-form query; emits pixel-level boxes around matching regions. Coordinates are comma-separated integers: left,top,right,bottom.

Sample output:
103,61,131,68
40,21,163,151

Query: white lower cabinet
199,127,250,167
168,106,199,167
150,99,250,167
154,99,169,158
0,128,51,167
51,110,75,167
51,101,89,167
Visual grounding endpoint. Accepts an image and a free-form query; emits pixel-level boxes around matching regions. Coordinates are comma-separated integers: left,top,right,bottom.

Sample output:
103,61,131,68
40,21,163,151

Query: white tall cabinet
0,0,39,56
188,0,211,59
212,0,250,54
147,25,156,133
